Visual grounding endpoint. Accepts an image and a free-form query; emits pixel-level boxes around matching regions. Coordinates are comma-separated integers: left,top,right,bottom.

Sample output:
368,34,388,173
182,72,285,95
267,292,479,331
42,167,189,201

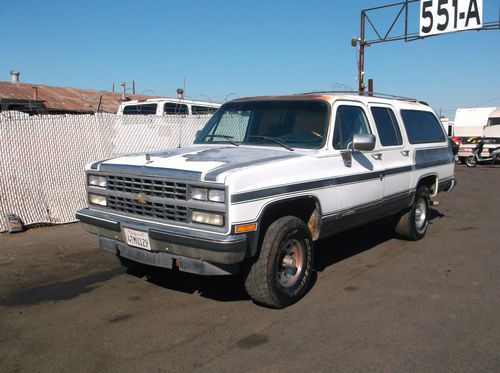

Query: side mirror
353,133,376,151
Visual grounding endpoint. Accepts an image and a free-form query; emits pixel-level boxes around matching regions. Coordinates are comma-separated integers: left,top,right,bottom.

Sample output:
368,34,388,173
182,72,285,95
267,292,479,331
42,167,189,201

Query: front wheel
395,186,430,241
244,216,314,308
466,156,477,167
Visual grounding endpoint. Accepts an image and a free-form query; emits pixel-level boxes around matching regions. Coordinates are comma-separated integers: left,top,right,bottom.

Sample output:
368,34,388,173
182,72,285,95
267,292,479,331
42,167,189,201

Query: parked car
77,92,455,308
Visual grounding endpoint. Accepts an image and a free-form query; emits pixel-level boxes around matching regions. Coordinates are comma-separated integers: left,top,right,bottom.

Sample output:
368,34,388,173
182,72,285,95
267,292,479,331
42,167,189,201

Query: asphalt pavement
0,165,499,372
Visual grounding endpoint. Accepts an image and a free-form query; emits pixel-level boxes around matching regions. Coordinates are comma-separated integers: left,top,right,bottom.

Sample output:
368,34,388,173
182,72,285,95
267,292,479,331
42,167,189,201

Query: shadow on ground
127,209,445,304
0,267,125,307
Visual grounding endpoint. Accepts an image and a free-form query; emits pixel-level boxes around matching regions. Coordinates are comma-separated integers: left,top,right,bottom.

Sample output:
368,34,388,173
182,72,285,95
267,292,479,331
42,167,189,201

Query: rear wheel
244,216,314,308
466,156,477,167
395,186,430,241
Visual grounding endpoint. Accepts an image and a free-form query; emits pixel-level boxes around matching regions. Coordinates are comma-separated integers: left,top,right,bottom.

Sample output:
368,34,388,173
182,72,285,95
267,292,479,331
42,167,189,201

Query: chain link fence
0,110,211,232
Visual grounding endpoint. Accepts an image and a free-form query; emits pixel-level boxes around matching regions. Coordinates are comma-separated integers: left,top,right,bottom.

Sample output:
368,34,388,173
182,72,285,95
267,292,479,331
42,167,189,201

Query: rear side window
371,107,402,146
164,103,188,115
400,110,446,144
122,104,157,115
192,105,218,115
488,117,500,126
333,105,371,150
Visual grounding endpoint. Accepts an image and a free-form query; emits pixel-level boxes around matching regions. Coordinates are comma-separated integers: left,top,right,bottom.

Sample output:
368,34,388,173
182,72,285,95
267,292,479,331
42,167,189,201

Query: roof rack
298,90,428,105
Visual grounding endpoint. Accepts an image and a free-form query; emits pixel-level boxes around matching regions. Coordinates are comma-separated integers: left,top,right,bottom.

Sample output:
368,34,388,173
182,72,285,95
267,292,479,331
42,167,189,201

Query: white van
117,98,221,116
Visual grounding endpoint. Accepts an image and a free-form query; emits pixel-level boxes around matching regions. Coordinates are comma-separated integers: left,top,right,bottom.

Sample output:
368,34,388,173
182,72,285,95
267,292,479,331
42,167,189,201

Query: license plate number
123,228,151,251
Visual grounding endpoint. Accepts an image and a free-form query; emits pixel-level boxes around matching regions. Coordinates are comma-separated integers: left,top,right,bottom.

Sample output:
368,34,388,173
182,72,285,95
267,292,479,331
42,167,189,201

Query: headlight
191,211,224,226
88,175,107,188
208,189,225,203
191,187,208,201
88,193,107,206
191,187,225,203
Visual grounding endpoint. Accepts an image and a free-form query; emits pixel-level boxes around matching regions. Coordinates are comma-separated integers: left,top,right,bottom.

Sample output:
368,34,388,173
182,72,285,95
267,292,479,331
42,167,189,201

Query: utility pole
358,11,366,94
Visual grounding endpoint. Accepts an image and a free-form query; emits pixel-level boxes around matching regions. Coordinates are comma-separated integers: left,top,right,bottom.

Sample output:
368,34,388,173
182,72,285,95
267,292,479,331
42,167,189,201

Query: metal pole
358,11,366,94
404,0,409,41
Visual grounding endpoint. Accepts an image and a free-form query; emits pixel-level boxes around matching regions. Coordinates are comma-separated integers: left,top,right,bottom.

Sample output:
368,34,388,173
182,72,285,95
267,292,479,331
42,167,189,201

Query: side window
400,110,446,144
333,105,371,150
371,107,403,146
122,104,158,115
488,117,500,126
192,105,218,115
163,103,188,115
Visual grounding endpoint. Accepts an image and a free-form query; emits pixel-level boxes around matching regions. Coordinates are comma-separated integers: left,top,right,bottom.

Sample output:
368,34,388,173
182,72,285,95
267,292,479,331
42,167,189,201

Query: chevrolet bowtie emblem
134,193,148,204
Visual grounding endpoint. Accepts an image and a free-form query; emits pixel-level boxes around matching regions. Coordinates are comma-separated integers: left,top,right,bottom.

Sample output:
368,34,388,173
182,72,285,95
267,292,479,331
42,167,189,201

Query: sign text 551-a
420,0,483,37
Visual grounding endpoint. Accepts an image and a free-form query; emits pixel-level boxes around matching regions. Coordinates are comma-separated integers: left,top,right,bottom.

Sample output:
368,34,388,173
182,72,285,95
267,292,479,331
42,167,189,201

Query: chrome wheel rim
414,198,428,234
276,238,305,289
466,157,476,166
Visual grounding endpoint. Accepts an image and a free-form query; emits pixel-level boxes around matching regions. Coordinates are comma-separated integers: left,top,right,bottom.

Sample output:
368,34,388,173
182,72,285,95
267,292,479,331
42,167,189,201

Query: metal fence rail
0,111,210,232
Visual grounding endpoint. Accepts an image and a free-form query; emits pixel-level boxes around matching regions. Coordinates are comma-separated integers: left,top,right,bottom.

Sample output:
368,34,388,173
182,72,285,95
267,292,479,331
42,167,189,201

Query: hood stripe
204,153,300,182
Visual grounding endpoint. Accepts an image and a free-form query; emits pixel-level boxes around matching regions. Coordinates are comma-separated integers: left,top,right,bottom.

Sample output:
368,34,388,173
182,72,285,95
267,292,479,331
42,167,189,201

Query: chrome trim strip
231,147,453,204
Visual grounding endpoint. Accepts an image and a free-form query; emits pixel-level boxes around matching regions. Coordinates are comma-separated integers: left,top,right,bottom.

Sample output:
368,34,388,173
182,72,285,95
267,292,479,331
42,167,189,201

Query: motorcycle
466,139,500,167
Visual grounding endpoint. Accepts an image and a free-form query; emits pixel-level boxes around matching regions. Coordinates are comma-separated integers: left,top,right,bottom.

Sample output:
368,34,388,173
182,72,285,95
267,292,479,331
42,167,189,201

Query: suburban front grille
107,175,187,200
107,195,188,222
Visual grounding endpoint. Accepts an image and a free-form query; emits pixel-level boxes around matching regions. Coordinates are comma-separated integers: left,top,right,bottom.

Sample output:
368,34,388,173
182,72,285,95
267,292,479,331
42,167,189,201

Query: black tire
244,216,314,308
395,186,430,241
465,156,477,167
459,157,466,165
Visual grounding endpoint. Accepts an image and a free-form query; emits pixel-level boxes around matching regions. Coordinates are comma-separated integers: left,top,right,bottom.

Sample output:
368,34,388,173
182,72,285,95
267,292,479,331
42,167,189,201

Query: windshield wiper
205,134,239,146
249,136,294,151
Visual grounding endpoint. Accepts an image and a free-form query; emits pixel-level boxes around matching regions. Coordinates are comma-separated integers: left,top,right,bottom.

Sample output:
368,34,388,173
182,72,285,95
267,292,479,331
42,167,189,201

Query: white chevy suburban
77,92,456,308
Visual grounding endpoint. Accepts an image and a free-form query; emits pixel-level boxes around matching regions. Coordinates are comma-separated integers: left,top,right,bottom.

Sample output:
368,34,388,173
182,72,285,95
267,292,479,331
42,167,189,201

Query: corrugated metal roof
0,81,158,113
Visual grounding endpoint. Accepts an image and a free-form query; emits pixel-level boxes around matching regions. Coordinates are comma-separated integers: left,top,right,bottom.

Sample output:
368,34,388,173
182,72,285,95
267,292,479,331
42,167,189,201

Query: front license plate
123,228,151,251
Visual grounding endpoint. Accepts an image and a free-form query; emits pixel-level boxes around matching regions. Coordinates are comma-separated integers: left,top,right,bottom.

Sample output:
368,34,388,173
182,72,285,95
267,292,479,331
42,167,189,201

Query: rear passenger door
369,104,412,203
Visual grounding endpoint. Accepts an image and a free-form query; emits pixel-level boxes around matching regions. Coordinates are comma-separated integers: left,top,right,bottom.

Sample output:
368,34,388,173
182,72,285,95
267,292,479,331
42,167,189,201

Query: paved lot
0,165,499,372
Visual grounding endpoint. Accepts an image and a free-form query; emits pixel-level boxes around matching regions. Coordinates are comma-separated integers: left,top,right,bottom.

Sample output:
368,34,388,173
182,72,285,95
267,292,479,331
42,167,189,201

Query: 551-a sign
420,0,483,36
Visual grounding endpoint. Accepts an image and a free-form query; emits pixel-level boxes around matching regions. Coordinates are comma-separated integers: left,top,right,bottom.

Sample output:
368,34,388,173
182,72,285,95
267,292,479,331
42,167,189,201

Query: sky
2,0,499,118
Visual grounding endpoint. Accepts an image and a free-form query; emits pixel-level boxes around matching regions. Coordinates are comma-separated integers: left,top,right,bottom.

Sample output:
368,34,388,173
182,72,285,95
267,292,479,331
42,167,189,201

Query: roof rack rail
298,90,428,105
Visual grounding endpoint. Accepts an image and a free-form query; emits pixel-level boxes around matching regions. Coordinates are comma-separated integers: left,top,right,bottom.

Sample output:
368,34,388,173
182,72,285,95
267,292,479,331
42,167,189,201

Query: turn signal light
235,223,257,233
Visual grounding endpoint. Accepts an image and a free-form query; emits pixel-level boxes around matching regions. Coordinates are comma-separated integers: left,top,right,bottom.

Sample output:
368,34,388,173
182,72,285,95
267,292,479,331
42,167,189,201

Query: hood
91,145,302,182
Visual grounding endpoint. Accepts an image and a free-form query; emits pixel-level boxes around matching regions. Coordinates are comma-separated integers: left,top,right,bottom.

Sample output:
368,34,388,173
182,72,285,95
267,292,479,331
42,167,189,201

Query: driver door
332,102,385,214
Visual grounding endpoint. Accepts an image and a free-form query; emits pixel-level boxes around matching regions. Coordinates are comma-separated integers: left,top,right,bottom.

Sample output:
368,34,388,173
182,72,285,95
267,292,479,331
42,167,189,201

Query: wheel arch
417,173,439,197
247,195,322,258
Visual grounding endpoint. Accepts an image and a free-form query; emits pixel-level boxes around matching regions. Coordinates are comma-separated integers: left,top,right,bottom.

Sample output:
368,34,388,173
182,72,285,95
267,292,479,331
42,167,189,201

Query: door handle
371,153,382,160
401,150,410,157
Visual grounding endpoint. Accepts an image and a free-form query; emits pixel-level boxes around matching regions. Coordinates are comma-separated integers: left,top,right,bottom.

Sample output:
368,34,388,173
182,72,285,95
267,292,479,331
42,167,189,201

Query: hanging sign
420,0,483,36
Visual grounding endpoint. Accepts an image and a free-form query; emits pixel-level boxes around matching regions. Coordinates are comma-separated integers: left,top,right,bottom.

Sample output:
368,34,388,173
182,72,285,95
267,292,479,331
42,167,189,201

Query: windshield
194,100,329,149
